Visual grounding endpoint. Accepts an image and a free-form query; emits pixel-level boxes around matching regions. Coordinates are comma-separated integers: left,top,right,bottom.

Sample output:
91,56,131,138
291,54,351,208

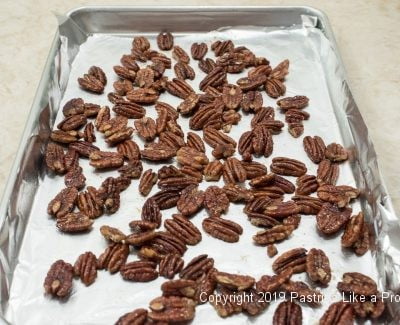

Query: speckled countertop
0,0,399,212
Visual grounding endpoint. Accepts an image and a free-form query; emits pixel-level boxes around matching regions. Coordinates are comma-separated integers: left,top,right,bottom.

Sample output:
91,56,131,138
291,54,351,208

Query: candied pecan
191,42,207,60
292,195,323,215
135,67,155,88
238,131,254,160
249,176,274,192
177,93,199,116
164,213,202,245
89,151,124,169
270,157,307,177
273,301,302,325
223,157,247,184
252,125,273,157
113,79,133,95
129,220,157,232
265,78,286,98
159,254,184,279
273,248,307,274
161,279,196,299
199,67,227,91
203,160,223,181
317,159,339,185
45,142,66,174
64,166,85,189
120,54,140,71
267,244,278,257
116,308,148,325
97,243,129,273
151,189,181,210
180,166,203,182
256,268,293,293
166,78,194,99
176,146,208,170
306,248,331,285
203,127,236,149
285,108,309,123
317,184,360,207
242,161,268,179
202,217,242,243
217,52,246,73
302,135,326,164
281,280,323,306
185,132,204,153
222,109,241,132
56,212,93,233
148,296,196,323
117,140,141,161
353,295,385,319
337,272,377,296
277,96,309,111
251,186,284,200
130,47,147,62
251,107,275,127
247,211,281,228
100,225,126,243
47,187,78,218
120,261,158,282
242,288,269,316
127,88,159,104
57,114,87,132
63,98,85,116
132,36,150,51
43,260,73,298
73,251,97,286
176,185,204,217
69,141,99,158
317,203,352,234
270,59,290,80
78,66,107,93
211,40,234,56
124,228,157,246
114,65,136,81
63,148,79,170
354,222,370,256
148,231,187,256
180,254,214,280
160,130,184,150
139,169,158,196
342,212,364,247
287,122,304,138
83,122,96,143
213,271,255,291
113,101,146,119
157,31,174,50
97,177,122,214
141,142,176,161
172,45,190,64
223,184,254,202
118,160,143,179
241,90,263,112
151,54,172,69
325,143,348,162
95,106,110,130
189,102,223,131
320,301,355,325
50,130,81,144
194,268,217,304
198,58,217,74
272,175,295,194
141,198,162,228
296,174,318,195
77,187,103,219
253,225,295,245
204,186,230,217
210,287,242,317
264,200,300,219
158,174,198,191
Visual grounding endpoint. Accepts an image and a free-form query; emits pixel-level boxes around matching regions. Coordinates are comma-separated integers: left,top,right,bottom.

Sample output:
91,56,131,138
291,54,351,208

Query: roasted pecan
172,45,190,64
242,288,269,316
211,40,234,56
210,287,242,317
159,254,184,279
151,54,172,69
264,200,300,218
319,301,355,325
161,279,196,299
176,185,204,217
194,268,217,304
204,160,224,181
204,186,230,217
253,225,295,245
251,185,284,200
148,231,187,257
317,184,360,207
166,78,194,99
248,65,272,79
78,66,107,93
337,272,377,296
191,42,208,60
223,184,254,202
237,75,266,92
256,268,293,293
164,213,202,245
148,296,196,323
130,47,147,62
77,186,103,219
151,189,181,210
120,54,140,71
180,254,214,280
199,67,227,91
283,214,302,229
43,260,73,298
184,133,204,153
223,157,247,184
203,127,236,149
325,143,348,162
120,261,158,282
189,102,223,130
97,177,122,214
69,141,99,158
45,142,66,174
267,244,278,257
241,90,263,112
114,65,136,81
242,161,268,179
157,31,174,50
180,166,203,182
271,59,290,80
127,88,159,104
158,173,198,191
303,135,326,164
296,174,318,195
306,248,331,285
277,95,309,111
316,203,352,234
198,58,217,74
97,243,129,273
64,166,86,189
89,151,124,169
95,106,110,130
73,251,97,286
135,67,154,88
47,187,78,218
141,142,176,161
118,160,143,179
116,308,148,325
272,248,307,274
139,169,158,196
247,211,281,228
100,225,126,243
124,228,157,246
117,140,141,161
113,101,146,119
252,125,273,157
273,301,302,325
202,217,242,243
222,109,241,132
50,130,81,144
63,98,85,116
353,222,370,256
265,78,286,98
57,114,87,132
56,212,93,233
141,198,162,228
285,108,309,123
317,159,339,185
176,146,208,171
287,122,304,138
353,295,385,319
270,157,307,177
292,195,323,215
64,148,79,171
177,93,199,115
113,79,133,95
251,106,275,127
282,280,323,306
213,271,255,290
132,36,150,51
83,122,96,143
341,212,364,248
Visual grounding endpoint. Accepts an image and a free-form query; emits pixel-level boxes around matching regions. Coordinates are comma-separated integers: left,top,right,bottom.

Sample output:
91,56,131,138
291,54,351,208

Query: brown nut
159,254,184,279
204,186,230,217
43,260,74,298
115,308,148,325
325,143,348,162
191,42,208,60
317,184,360,208
47,187,78,218
157,31,174,50
337,272,377,296
56,212,93,233
139,169,158,196
273,300,302,325
317,159,339,185
202,217,243,243
303,135,326,164
253,225,295,245
213,271,255,291
97,243,129,273
120,260,158,282
161,279,197,298
164,214,202,245
179,254,214,281
306,248,331,285
272,248,307,274
319,301,355,325
270,157,307,177
73,251,97,286
176,185,205,217
316,203,352,234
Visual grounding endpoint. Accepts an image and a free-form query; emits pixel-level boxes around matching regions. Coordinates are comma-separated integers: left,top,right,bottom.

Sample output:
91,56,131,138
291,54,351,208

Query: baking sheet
2,14,397,324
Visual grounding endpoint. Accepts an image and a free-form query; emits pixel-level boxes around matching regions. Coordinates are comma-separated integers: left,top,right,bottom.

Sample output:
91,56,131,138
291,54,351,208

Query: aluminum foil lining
1,12,399,324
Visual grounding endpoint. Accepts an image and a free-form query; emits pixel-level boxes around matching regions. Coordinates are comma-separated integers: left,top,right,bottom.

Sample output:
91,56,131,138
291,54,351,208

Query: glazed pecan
45,142,66,174
64,148,79,170
57,114,87,131
56,212,93,233
287,122,304,138
148,296,196,323
141,198,162,228
242,288,269,316
221,84,243,110
118,160,143,179
273,301,302,325
78,66,107,93
281,280,323,307
353,295,385,319
113,101,146,119
151,189,181,210
270,60,289,78
132,36,150,51
303,135,326,164
317,159,339,185
172,45,190,64
159,254,184,279
237,74,266,92
164,214,202,245
151,53,172,69
89,151,124,169
241,90,263,112
204,186,230,217
199,67,227,91
100,225,126,243
277,95,309,111
157,31,174,50
272,248,307,274
186,131,205,152
95,106,110,130
251,107,275,127
103,123,132,144
251,185,284,200
265,78,286,98
191,42,208,60
97,177,122,214
148,231,187,256
223,184,254,202
160,131,185,151
115,308,148,325
50,130,81,144
317,184,360,207
337,272,377,296
316,203,352,234
264,200,300,219
114,65,136,81
267,244,278,257
43,260,73,298
306,248,331,285
198,58,217,74
62,98,84,116
67,141,97,158
194,267,217,304
176,185,204,217
203,127,236,148
204,160,224,181
222,109,241,132
97,243,129,273
64,166,85,189
252,125,273,157
166,78,195,99
135,67,154,88
214,271,255,291
161,279,197,298
77,186,103,219
202,217,243,243
292,195,323,215
83,122,96,143
253,225,295,245
73,251,97,286
176,146,208,171
179,254,214,281
248,64,272,79
189,102,223,131
319,301,355,325
47,187,78,218
222,157,247,184
124,228,157,246
341,212,365,247
141,142,176,161
120,55,140,72
127,88,159,104
177,93,199,115
211,40,234,56
296,174,319,195
325,143,348,162
120,261,158,282
138,169,157,196
270,157,307,177
353,221,370,256
180,166,203,182
242,161,268,179
256,268,293,293
210,287,242,317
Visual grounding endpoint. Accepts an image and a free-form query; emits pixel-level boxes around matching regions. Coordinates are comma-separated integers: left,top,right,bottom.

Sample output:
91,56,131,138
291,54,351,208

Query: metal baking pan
1,6,399,324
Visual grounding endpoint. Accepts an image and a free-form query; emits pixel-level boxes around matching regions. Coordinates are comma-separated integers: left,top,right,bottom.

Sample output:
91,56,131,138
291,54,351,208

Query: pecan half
141,198,162,228
43,260,73,298
113,101,146,119
139,169,158,196
151,189,181,210
252,125,273,157
211,40,234,56
97,243,129,273
251,106,275,127
47,187,78,218
95,106,110,130
176,146,208,170
253,225,295,245
189,102,223,131
89,151,124,169
204,186,230,217
202,217,243,243
265,78,286,98
273,301,302,325
354,221,370,256
316,203,352,234
127,88,159,104
161,279,196,298
242,288,269,316
56,212,93,233
272,248,307,274
213,271,255,290
164,214,202,245
172,45,190,64
319,301,355,325
191,42,208,60
303,135,326,164
100,225,126,243
337,272,377,296
203,127,236,149
296,174,318,195
241,90,263,112
277,95,309,110
69,141,99,158
62,98,84,116
176,185,204,217
159,254,184,279
78,66,107,93
141,142,176,161
135,67,155,88
116,308,148,325
166,78,195,99
256,268,293,293
199,58,217,74
223,184,254,202
242,161,268,179
292,195,323,215
148,296,196,323
317,184,360,207
306,248,331,285
120,261,158,282
325,143,348,162
157,32,174,50
50,130,81,144
118,160,143,179
148,231,187,257
114,65,136,81
45,142,66,174
222,84,243,110
97,177,122,214
223,157,247,184
264,200,300,218
204,160,224,181
179,254,214,281
74,251,97,286
199,67,227,91
64,166,85,189
57,114,87,131
77,186,103,219
186,131,205,152
270,157,307,177
83,122,96,143
317,159,339,185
